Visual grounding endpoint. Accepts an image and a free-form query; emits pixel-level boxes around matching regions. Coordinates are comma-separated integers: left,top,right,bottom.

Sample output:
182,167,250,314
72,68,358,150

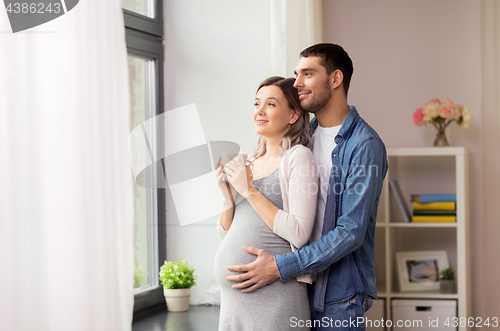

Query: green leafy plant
159,258,197,289
440,267,455,281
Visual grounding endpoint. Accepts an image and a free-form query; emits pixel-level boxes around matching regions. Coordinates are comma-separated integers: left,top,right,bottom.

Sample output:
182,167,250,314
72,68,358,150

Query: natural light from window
121,0,155,19
128,54,159,294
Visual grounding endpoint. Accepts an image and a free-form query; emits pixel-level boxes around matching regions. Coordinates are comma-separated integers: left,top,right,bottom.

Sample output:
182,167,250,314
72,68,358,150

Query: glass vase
433,123,450,147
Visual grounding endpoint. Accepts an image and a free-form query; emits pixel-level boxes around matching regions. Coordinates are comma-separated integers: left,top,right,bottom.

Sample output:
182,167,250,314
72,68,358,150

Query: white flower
460,106,472,129
423,102,439,120
453,104,463,121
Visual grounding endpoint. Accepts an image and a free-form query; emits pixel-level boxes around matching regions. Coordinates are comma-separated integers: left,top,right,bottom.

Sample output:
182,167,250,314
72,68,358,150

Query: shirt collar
310,105,359,139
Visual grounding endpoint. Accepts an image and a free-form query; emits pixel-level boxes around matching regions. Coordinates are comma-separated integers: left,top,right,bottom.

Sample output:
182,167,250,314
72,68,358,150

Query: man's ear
331,69,344,90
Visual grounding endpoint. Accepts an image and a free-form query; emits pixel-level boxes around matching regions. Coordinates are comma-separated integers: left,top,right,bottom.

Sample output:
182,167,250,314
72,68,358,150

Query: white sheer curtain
270,0,323,77
481,0,500,320
0,1,134,331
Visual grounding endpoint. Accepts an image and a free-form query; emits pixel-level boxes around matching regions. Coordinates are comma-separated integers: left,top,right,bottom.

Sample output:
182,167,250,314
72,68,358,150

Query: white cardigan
217,144,319,283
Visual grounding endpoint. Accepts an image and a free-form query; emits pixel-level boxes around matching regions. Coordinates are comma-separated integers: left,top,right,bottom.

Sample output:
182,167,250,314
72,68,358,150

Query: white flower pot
163,288,191,312
439,280,457,294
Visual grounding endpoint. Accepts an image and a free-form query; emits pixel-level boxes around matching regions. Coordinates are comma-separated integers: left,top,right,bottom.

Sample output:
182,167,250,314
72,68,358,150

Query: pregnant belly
214,198,291,287
213,231,258,288
213,224,291,289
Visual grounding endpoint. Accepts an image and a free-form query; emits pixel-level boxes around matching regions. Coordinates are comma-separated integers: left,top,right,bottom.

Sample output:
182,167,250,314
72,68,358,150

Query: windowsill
132,305,220,331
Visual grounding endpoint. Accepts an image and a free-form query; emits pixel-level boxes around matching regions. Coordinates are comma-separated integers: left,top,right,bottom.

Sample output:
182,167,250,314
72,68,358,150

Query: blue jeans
308,289,373,331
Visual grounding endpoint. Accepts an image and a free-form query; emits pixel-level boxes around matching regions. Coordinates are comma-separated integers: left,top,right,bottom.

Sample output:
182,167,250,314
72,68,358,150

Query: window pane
122,0,155,19
128,54,159,293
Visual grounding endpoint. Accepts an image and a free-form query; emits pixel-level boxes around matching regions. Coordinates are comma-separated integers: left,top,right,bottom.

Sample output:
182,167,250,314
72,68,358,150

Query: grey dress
214,169,310,331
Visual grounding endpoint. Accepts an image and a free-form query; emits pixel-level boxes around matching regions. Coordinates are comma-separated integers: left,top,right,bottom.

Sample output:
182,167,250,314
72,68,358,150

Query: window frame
123,6,166,316
123,0,163,37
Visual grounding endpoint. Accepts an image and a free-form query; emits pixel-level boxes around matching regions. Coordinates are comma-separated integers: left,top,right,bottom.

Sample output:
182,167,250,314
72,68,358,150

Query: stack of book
411,194,457,223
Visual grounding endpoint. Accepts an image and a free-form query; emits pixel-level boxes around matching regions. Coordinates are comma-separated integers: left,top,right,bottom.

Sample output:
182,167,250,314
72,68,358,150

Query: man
226,43,388,331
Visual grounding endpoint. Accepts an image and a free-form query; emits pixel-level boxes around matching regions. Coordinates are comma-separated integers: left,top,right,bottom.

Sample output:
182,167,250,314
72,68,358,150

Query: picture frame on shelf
396,250,449,292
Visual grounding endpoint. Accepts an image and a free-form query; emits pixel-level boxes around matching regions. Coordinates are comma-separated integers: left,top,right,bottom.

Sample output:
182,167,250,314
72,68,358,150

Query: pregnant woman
213,76,319,331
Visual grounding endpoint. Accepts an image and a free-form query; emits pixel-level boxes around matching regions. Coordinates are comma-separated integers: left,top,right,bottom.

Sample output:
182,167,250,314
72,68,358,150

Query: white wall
322,0,483,318
163,0,273,304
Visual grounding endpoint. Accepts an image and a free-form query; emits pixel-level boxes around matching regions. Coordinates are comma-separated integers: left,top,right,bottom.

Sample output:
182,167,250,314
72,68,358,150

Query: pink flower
443,98,456,107
439,105,454,119
413,107,426,126
425,98,441,106
414,98,472,132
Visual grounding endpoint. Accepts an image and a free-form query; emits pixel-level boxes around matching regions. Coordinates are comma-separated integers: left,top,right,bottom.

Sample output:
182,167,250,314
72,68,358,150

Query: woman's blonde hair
250,76,312,160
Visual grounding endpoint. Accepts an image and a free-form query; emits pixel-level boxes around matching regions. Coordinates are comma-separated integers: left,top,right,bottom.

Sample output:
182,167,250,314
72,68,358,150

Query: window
129,54,159,294
122,0,165,315
122,0,155,18
122,0,162,37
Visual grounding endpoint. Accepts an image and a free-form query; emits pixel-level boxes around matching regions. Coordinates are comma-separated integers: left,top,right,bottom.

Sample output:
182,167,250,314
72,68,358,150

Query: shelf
376,287,387,298
387,146,466,157
376,222,457,228
375,289,458,300
374,147,470,330
389,291,458,300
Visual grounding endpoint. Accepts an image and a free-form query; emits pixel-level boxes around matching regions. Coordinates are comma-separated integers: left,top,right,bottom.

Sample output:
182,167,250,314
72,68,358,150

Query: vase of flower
432,119,451,147
413,98,472,147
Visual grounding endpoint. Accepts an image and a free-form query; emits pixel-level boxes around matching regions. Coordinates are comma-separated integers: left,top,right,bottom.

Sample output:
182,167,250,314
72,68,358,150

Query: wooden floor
132,305,220,331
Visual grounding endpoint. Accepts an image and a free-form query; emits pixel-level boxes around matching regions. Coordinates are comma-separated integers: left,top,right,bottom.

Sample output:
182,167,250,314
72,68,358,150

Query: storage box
392,299,457,330
365,299,385,331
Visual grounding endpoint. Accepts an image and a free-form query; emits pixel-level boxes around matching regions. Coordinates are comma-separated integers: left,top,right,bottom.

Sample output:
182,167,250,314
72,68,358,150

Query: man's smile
298,90,311,99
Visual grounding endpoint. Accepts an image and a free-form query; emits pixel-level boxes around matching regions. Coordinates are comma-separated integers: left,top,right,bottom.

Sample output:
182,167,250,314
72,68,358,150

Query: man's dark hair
300,43,353,96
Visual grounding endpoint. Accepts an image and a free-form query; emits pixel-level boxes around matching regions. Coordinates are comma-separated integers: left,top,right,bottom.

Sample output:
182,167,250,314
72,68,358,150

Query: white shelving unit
374,147,471,330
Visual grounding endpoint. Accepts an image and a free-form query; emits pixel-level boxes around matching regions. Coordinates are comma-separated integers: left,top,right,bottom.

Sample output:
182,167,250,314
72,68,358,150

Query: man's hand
226,246,280,293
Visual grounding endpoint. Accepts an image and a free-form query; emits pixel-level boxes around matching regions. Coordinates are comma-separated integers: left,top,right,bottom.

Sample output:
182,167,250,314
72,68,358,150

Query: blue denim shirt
274,106,388,312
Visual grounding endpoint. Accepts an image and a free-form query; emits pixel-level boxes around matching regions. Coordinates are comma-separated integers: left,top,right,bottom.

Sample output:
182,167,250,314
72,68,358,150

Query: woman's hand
215,157,236,205
224,155,255,199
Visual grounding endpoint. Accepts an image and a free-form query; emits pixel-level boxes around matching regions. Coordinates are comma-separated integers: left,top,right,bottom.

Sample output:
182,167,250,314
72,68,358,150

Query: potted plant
159,258,197,312
439,267,457,293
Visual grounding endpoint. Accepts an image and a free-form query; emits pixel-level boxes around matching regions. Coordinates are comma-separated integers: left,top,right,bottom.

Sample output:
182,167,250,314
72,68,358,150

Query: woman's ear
290,110,300,124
